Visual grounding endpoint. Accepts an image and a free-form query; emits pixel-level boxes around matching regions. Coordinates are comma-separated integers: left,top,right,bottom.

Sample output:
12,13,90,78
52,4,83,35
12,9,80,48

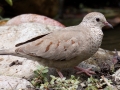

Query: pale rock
0,55,39,78
6,14,65,27
0,76,33,90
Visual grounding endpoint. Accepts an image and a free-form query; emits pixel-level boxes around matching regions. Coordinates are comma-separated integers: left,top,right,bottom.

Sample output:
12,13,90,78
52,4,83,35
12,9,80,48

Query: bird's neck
79,22,103,35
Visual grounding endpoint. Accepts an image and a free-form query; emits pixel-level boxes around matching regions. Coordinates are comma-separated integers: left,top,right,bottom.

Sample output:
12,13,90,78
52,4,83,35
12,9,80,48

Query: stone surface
0,55,39,79
6,14,65,27
0,76,33,90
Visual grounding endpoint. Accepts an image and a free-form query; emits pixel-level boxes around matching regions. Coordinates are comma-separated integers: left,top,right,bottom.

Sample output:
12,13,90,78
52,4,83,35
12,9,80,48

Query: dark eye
96,18,100,22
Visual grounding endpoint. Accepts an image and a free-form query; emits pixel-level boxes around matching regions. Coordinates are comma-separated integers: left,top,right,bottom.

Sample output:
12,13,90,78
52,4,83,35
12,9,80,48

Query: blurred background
0,0,120,51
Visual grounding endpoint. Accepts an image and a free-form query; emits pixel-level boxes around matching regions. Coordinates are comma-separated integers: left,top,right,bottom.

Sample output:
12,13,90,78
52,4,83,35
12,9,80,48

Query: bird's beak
103,22,113,28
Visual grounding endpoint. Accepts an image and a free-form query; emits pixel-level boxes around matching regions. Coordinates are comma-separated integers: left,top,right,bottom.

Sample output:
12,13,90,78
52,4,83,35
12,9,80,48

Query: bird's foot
74,66,95,76
56,69,64,78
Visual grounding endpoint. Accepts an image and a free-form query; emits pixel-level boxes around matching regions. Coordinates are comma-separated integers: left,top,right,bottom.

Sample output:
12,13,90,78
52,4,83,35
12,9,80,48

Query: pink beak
103,22,113,28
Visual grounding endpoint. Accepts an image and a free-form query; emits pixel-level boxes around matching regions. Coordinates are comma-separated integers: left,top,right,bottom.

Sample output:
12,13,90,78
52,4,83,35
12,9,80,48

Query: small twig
8,82,14,90
101,75,113,89
14,83,19,90
8,81,19,90
101,75,112,86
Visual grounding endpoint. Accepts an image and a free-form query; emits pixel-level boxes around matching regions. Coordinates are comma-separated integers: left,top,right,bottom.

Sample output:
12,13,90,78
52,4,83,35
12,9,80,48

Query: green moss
31,65,80,90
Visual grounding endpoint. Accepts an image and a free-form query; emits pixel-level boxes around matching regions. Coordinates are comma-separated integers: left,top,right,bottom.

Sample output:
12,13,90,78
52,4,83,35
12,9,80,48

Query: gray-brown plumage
0,12,113,78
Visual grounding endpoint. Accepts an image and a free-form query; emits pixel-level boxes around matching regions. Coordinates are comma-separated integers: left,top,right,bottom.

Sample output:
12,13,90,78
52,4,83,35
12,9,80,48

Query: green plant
85,76,99,90
0,0,13,17
5,0,13,6
85,76,113,90
31,65,80,90
40,75,80,90
31,65,48,88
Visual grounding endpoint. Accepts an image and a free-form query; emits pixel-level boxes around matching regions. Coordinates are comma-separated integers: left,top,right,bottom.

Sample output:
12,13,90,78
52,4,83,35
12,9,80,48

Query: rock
79,48,116,71
112,68,120,83
0,55,39,79
0,20,8,26
5,14,65,27
0,75,33,90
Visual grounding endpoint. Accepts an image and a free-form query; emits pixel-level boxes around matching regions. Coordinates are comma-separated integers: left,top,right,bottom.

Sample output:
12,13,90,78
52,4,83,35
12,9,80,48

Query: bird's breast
85,28,103,56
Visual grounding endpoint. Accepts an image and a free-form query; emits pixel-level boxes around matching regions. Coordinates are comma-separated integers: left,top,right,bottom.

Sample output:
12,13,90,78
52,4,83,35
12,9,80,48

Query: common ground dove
0,12,112,78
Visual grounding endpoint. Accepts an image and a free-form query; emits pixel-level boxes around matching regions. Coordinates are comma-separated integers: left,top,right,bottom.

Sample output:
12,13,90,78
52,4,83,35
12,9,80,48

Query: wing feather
15,30,84,61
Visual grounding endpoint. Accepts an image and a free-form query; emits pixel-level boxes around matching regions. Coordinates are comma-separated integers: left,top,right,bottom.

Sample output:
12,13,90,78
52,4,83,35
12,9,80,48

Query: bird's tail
0,48,40,61
0,48,16,55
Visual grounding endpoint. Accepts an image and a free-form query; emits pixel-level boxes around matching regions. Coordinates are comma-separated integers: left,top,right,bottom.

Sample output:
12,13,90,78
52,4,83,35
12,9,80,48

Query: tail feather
0,48,16,55
0,48,40,61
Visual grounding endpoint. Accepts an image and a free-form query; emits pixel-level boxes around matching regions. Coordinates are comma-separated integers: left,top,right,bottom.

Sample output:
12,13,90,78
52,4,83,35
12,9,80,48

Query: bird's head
82,12,113,29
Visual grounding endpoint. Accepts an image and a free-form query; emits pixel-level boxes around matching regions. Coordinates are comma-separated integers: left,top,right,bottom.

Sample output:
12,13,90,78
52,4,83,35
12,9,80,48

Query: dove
0,12,113,78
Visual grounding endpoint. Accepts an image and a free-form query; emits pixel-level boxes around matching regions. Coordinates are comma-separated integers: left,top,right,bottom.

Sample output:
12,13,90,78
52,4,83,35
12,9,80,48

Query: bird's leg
56,69,64,78
74,66,95,76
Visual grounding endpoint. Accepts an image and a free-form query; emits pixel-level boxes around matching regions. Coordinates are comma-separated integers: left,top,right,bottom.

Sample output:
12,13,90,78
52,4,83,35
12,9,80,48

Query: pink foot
56,69,64,78
74,66,95,76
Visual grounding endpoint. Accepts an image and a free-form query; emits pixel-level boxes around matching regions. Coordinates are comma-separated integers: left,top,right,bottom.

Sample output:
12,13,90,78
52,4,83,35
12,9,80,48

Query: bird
0,12,113,78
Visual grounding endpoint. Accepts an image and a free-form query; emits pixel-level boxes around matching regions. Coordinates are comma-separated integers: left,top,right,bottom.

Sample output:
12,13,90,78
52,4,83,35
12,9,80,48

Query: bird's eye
96,18,100,22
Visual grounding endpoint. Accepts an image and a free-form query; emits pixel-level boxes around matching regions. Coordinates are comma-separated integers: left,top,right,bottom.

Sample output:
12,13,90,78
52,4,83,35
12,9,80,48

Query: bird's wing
15,33,49,47
15,30,84,61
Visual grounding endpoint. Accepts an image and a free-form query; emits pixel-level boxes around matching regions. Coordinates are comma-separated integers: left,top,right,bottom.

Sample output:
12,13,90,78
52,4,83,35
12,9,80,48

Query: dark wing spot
15,48,23,53
56,41,60,48
64,46,67,51
45,42,53,52
71,40,75,44
55,41,60,49
78,42,80,45
35,40,43,46
28,53,36,56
